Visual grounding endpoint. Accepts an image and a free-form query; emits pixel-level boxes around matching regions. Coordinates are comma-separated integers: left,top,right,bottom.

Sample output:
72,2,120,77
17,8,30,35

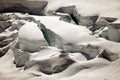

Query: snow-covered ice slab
32,16,93,43
18,16,96,52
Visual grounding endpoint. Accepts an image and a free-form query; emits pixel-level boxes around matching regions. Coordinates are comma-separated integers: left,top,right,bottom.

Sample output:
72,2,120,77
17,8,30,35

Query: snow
1,0,120,80
18,21,47,52
19,22,44,40
29,46,62,61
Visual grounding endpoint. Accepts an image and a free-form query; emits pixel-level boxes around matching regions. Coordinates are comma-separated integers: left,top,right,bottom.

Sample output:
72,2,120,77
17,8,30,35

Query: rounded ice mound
18,22,48,52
